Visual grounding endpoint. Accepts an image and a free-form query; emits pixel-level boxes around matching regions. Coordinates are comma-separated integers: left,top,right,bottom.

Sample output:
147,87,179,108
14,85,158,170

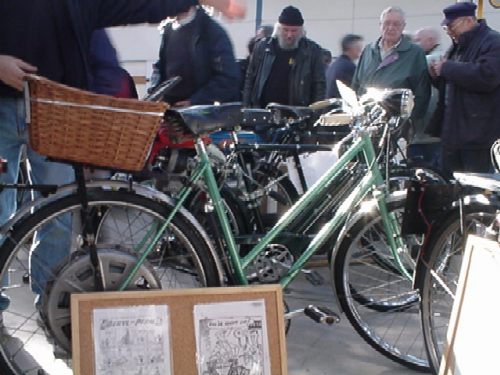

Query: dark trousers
407,142,442,171
442,147,492,179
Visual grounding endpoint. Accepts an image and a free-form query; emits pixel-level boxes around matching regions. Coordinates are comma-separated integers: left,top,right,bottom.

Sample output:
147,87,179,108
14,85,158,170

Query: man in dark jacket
0,0,244,310
89,29,138,98
243,5,326,108
150,5,240,106
427,2,500,176
326,34,363,98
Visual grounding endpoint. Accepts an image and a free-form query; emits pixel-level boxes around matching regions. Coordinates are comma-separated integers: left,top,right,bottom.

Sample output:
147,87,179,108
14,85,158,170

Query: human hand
0,55,37,91
431,57,445,77
200,0,246,19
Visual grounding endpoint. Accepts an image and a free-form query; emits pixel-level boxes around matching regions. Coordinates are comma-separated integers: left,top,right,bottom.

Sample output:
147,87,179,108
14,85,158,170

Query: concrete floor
285,272,426,375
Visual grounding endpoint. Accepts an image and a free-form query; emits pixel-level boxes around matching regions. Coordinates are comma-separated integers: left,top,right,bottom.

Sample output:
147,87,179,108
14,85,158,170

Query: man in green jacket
352,6,430,143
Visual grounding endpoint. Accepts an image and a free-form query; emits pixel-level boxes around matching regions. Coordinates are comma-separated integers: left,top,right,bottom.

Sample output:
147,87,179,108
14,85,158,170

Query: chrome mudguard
0,179,225,285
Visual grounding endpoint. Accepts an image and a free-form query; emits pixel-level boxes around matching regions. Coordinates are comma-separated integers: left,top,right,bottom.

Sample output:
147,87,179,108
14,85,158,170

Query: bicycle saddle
454,172,500,192
175,102,243,135
266,103,314,119
240,108,272,130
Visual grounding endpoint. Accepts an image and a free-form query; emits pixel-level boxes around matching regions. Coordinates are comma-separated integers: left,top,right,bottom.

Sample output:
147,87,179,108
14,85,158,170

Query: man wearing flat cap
426,1,500,176
243,5,326,107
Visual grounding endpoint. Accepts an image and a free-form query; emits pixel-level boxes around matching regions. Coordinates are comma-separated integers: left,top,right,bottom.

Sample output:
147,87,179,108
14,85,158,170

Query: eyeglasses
442,17,464,32
382,20,404,28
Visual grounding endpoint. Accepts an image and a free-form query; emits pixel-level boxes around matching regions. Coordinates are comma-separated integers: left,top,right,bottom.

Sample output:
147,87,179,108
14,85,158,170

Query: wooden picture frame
71,285,287,375
439,235,500,375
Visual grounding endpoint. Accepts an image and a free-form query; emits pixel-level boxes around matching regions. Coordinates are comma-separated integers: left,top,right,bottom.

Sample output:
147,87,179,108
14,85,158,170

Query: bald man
414,27,441,54
407,27,443,170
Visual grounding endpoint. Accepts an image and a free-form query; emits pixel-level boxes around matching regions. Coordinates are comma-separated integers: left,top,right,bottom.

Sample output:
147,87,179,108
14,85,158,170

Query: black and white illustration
92,305,172,375
194,300,270,375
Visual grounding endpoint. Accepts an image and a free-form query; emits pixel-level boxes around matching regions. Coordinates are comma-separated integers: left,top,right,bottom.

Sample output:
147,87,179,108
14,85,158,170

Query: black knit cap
278,6,304,26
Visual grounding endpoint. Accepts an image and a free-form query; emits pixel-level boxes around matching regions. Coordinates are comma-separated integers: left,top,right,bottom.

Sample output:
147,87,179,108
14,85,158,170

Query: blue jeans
0,97,74,295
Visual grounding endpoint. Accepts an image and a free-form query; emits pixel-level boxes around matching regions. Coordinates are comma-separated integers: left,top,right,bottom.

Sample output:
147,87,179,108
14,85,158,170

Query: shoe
0,293,10,311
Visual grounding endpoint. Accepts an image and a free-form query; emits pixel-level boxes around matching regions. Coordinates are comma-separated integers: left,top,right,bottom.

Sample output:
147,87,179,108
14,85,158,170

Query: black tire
333,195,430,371
0,189,220,375
417,205,495,374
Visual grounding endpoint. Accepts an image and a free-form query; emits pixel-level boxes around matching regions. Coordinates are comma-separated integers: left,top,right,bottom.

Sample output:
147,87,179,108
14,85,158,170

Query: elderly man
243,5,326,107
427,2,500,176
413,27,442,59
352,6,430,142
407,27,443,169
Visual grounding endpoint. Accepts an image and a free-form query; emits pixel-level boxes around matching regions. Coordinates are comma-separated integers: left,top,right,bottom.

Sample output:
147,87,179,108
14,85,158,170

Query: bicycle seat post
73,163,105,291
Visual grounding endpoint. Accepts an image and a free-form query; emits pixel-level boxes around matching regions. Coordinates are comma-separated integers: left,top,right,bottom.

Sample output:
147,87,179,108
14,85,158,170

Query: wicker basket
25,75,168,172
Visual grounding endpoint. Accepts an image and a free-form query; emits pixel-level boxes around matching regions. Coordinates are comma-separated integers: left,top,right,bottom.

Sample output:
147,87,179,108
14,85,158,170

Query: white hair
380,6,406,23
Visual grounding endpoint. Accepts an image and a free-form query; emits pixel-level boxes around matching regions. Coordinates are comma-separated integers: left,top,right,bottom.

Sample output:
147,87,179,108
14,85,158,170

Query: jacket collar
372,34,413,53
162,7,206,34
457,19,487,47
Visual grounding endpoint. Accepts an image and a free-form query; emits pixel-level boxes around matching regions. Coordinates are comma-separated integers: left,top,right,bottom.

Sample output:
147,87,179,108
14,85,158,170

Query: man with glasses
426,2,500,176
352,6,430,144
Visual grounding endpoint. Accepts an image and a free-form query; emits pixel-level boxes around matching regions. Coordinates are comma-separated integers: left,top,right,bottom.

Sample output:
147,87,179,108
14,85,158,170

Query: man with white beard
243,5,325,108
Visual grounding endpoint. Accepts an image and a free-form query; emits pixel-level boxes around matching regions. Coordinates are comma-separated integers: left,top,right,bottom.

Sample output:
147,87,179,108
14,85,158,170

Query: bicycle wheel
333,195,429,371
0,189,220,375
418,205,494,373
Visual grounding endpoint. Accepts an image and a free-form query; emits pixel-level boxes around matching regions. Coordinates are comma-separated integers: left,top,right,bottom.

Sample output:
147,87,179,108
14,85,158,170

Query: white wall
108,0,500,95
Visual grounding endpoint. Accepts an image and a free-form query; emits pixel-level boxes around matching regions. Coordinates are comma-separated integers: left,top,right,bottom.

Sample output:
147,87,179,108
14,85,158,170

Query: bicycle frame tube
120,129,409,290
199,130,409,287
119,160,212,290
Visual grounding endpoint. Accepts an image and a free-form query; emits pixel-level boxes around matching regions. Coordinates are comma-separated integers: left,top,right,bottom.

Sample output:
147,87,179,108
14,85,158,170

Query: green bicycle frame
119,129,411,291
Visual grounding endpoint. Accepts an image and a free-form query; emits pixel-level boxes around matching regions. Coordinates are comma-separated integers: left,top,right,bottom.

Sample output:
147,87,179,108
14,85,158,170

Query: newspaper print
92,304,172,375
194,299,270,375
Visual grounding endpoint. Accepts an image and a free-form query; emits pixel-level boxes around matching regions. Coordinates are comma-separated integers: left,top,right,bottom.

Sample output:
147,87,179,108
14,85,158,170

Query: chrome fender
0,179,225,285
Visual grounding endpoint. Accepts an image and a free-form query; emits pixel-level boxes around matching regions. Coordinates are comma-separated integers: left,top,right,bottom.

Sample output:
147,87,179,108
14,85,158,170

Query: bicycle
0,76,426,373
414,170,498,373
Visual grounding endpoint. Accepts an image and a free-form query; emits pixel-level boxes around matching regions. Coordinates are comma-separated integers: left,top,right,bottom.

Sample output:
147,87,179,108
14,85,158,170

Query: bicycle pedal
304,270,324,286
304,305,340,325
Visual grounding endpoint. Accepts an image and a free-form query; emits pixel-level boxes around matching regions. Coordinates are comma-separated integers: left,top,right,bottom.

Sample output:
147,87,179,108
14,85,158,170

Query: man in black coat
243,6,326,108
427,2,500,176
0,0,244,309
326,34,363,98
150,5,240,107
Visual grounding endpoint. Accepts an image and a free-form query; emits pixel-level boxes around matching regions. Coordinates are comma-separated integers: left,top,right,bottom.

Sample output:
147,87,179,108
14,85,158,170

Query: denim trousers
0,97,74,295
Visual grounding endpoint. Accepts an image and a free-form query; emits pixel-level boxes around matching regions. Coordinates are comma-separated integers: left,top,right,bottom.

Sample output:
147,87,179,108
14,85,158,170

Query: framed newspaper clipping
71,285,287,375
